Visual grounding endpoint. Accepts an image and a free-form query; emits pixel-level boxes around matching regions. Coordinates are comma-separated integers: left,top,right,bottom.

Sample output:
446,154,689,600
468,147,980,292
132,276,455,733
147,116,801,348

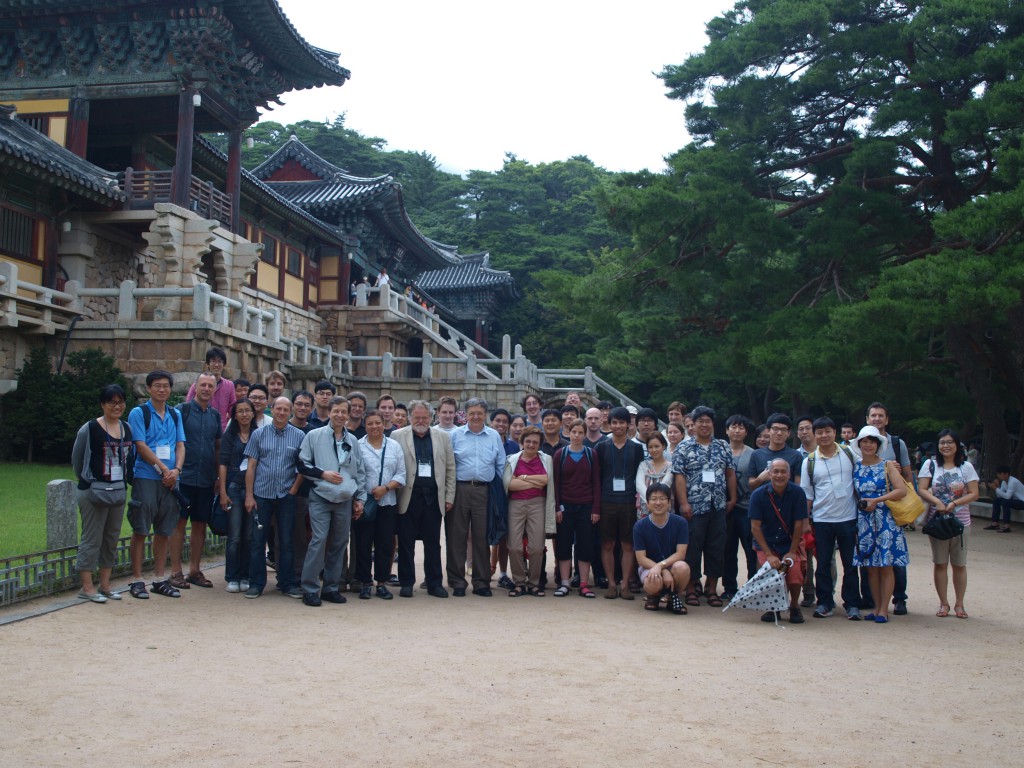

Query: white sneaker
240,580,250,591
226,581,240,593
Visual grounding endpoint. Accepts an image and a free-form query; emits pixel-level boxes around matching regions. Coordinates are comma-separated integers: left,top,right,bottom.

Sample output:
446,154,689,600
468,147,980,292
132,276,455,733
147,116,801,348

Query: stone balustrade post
117,279,137,321
192,282,212,322
502,335,512,381
382,352,394,379
422,352,433,381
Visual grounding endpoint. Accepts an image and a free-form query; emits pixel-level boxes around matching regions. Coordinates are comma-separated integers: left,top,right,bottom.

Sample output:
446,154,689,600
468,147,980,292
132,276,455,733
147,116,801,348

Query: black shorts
599,501,636,544
178,483,215,523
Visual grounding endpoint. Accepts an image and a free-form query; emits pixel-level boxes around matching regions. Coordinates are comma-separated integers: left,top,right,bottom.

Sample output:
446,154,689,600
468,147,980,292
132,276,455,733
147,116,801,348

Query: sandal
508,585,525,597
151,580,181,598
186,571,213,588
129,581,149,599
706,594,724,608
685,592,700,607
669,594,688,615
954,605,968,619
936,604,950,618
579,586,596,598
527,586,545,597
553,585,571,597
644,595,661,611
168,572,190,590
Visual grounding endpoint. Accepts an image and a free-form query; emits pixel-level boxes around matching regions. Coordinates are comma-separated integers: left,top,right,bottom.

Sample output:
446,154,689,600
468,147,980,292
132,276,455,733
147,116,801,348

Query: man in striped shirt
243,396,305,599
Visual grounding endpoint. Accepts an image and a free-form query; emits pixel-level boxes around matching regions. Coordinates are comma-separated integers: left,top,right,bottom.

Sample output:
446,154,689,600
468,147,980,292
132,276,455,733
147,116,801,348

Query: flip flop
954,605,968,619
936,604,950,618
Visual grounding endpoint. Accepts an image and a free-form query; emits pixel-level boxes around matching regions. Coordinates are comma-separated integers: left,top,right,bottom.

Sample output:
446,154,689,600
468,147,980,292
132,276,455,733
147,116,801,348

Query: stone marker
46,479,77,551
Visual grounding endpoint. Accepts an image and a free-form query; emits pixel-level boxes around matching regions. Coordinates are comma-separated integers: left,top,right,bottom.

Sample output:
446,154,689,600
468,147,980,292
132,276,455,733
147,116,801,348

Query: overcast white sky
271,0,735,175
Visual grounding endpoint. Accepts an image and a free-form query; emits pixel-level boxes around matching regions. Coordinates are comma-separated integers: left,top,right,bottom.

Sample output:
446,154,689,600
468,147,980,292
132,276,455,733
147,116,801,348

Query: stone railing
4,271,641,405
0,261,81,335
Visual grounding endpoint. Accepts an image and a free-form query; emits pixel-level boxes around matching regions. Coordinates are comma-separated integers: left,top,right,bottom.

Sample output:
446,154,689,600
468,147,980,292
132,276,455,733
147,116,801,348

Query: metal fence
0,528,224,608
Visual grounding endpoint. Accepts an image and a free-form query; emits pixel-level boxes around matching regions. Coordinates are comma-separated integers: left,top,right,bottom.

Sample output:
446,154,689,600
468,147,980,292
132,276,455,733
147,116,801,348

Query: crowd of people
69,347,1019,623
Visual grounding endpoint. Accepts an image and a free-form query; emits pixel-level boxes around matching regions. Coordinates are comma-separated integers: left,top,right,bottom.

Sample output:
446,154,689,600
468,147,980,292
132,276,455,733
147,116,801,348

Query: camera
857,499,869,510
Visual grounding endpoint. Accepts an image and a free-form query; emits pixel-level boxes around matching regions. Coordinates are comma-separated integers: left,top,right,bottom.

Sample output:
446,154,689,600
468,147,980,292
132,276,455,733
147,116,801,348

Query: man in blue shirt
448,397,505,596
126,370,187,599
169,372,222,591
244,396,305,599
748,459,809,624
633,483,691,615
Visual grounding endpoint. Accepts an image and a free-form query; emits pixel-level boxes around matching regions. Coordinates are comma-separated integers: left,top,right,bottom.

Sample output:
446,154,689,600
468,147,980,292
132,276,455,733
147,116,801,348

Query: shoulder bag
362,441,386,523
885,462,924,526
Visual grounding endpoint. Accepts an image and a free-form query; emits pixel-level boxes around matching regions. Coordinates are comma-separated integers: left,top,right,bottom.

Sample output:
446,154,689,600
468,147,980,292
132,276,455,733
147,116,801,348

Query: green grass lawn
0,463,133,558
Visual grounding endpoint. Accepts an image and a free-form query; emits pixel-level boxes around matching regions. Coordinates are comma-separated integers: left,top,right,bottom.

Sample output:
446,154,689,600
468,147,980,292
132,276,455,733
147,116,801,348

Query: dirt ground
1,521,1022,768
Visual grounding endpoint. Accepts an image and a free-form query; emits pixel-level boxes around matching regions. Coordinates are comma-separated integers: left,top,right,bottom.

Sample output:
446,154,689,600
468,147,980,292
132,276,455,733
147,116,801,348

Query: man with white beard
391,400,456,598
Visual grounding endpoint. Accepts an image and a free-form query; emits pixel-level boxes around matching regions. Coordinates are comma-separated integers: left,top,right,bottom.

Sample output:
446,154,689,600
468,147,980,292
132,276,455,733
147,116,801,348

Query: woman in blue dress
851,425,910,623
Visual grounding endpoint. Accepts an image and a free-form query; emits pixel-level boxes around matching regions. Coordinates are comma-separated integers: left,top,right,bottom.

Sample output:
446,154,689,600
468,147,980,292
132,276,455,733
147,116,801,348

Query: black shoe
596,577,609,589
452,587,466,597
760,610,781,623
400,586,414,598
800,595,815,608
419,580,428,589
569,575,581,589
427,585,448,598
321,590,347,604
302,592,321,607
472,587,493,597
376,585,394,600
893,599,908,616
789,607,806,624
359,585,372,600
386,574,401,586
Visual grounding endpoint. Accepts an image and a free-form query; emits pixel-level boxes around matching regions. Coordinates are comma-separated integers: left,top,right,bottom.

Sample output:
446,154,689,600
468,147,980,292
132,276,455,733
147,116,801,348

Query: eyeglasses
938,440,956,446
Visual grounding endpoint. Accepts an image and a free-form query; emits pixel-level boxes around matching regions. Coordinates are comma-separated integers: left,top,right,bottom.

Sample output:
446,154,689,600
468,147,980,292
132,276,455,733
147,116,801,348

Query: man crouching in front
633,483,691,615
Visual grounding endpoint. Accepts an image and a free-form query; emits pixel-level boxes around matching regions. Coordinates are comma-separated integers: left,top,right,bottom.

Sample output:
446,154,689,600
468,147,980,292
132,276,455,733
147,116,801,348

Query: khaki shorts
929,525,968,567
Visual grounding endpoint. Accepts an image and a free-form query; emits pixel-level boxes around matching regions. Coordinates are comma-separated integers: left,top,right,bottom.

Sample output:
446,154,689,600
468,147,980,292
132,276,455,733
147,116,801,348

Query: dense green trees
565,0,1024,475
0,348,129,463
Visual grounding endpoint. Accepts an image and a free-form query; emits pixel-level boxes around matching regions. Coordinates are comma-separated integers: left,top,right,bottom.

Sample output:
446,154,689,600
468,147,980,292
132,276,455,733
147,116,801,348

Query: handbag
361,441,387,523
923,509,965,542
885,464,924,526
88,480,127,506
209,495,230,537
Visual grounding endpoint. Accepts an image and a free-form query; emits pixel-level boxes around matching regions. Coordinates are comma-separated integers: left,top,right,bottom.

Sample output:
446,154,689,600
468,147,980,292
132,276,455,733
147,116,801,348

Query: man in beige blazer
391,400,456,597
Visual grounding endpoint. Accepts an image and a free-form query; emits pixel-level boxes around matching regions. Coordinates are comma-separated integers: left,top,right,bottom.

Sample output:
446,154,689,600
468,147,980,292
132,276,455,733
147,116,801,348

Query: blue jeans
993,497,1024,523
225,482,250,582
813,519,859,611
249,494,296,593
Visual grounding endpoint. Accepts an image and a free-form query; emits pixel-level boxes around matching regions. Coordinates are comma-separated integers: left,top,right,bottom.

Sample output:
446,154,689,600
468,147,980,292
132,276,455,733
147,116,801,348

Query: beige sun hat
851,424,888,455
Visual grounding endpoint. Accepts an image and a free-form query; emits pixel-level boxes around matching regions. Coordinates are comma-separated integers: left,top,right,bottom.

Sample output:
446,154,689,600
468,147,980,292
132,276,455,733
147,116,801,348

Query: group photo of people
70,347,1017,625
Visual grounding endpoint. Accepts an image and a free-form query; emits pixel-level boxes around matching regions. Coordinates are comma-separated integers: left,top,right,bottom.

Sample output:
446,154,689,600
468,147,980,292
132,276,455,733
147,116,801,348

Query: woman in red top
553,420,602,597
503,426,556,596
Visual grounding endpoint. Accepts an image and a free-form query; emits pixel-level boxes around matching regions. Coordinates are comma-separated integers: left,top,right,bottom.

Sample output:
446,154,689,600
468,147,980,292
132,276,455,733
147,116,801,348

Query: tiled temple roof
417,252,517,296
0,105,124,202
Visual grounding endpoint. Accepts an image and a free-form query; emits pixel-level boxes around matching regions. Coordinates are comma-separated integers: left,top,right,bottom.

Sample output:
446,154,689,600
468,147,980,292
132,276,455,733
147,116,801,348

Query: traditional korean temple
0,0,517,395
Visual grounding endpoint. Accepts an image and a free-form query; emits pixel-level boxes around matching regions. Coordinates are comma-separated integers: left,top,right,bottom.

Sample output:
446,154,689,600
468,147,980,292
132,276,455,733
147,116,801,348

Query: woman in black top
70,384,134,603
218,398,256,592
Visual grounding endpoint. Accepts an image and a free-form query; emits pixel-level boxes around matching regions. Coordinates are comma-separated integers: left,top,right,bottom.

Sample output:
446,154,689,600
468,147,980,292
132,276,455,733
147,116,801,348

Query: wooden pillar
172,88,197,209
66,97,89,158
476,318,487,347
226,128,243,234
